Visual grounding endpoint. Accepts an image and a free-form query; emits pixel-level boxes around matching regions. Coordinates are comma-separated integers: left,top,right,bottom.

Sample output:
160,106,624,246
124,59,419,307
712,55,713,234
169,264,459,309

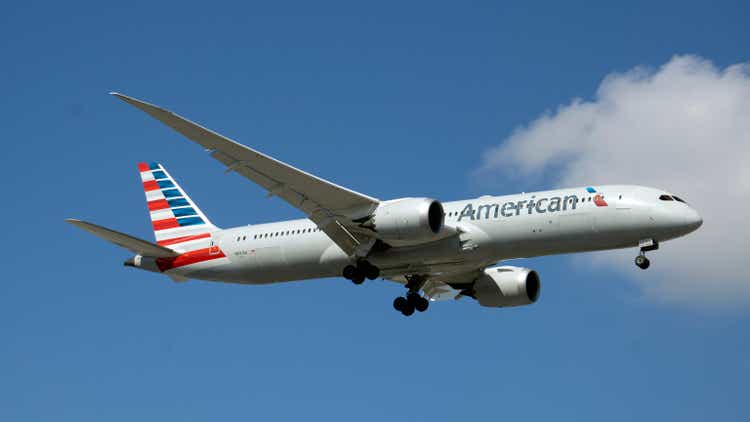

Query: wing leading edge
110,92,380,257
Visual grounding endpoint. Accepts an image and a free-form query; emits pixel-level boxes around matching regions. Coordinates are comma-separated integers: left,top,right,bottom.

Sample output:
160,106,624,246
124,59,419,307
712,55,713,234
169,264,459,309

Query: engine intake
472,266,541,308
365,197,444,242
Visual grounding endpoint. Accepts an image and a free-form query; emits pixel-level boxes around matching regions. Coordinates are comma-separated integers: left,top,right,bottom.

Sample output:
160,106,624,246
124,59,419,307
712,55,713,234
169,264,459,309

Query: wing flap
66,219,179,258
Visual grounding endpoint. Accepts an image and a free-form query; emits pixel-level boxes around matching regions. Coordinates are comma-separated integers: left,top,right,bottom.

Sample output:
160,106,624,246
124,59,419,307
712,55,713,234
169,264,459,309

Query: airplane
67,93,704,317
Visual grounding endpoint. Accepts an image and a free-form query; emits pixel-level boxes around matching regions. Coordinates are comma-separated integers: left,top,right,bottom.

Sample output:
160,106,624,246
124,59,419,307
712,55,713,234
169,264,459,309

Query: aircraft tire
343,265,357,280
363,264,380,280
635,255,650,270
351,272,366,284
393,296,407,312
415,296,429,312
401,301,415,316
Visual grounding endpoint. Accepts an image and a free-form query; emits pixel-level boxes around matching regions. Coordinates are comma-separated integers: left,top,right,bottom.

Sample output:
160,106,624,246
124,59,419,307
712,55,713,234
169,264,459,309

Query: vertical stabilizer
138,162,219,252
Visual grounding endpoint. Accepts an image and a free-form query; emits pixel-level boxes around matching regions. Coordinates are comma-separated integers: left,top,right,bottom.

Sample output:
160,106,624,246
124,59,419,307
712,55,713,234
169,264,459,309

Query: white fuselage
171,185,702,285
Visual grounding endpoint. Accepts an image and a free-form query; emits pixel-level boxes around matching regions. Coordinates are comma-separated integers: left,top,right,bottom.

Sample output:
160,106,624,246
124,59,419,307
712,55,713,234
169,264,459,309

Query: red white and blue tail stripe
139,162,219,252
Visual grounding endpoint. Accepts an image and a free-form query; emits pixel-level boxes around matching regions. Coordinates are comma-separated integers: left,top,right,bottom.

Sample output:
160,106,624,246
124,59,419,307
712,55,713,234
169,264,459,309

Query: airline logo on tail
138,162,217,248
138,162,227,271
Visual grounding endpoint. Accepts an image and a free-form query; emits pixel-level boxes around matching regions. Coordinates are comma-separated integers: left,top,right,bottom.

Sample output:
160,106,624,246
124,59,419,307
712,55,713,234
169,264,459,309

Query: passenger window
659,195,673,201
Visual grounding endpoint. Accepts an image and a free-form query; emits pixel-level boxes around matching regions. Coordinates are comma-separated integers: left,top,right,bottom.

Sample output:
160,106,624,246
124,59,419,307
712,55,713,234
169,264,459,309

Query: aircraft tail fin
66,219,179,258
138,162,219,251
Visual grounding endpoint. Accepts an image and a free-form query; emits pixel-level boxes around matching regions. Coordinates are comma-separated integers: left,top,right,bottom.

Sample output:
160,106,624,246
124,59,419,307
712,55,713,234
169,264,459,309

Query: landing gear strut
635,239,658,270
392,275,430,317
342,260,380,285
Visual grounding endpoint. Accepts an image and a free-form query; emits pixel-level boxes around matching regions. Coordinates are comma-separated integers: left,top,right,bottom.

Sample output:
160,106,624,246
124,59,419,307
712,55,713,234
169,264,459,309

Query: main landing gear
635,239,659,270
393,292,429,316
392,275,430,317
342,261,380,285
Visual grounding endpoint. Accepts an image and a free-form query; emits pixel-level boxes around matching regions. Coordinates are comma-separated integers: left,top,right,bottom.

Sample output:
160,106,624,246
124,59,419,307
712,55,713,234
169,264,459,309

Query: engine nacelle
473,266,541,308
368,197,444,241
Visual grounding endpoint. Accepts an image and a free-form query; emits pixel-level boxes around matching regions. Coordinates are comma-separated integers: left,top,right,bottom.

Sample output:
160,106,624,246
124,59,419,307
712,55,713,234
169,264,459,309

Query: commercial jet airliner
67,93,703,316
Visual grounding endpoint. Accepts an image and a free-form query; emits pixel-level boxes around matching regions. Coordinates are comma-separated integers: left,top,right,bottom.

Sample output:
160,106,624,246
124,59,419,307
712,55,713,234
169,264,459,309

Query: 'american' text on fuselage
458,194,580,221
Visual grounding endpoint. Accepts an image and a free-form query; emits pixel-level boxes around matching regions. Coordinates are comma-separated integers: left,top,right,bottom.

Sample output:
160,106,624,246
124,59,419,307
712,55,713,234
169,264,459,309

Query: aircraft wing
66,219,179,258
111,93,380,257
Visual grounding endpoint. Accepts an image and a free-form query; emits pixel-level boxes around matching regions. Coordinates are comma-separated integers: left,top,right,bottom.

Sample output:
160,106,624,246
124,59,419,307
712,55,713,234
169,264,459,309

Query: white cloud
481,55,750,308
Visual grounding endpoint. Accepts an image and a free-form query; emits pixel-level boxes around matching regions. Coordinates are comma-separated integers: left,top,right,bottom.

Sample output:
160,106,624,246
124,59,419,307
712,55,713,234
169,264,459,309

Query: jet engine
362,197,445,242
472,266,541,307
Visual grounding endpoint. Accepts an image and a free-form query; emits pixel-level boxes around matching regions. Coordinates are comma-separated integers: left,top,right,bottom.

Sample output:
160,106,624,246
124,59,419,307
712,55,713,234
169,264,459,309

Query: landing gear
342,265,364,284
635,254,650,270
342,261,380,285
413,294,429,312
635,239,658,270
393,292,429,316
361,261,380,280
393,275,430,317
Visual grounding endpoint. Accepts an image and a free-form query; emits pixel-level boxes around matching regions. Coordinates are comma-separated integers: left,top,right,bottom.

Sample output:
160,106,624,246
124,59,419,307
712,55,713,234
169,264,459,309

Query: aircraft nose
684,208,703,231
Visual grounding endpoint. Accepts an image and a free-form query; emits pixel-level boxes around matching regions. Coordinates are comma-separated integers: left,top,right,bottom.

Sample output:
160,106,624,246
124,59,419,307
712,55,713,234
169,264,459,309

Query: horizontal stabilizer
66,218,180,258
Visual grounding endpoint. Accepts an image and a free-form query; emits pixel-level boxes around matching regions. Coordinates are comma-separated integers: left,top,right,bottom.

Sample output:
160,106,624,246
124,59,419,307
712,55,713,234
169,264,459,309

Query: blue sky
1,1,748,420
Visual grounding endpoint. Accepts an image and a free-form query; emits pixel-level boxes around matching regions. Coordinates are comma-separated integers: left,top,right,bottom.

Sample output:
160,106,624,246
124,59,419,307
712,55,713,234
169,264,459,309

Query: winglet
109,92,165,114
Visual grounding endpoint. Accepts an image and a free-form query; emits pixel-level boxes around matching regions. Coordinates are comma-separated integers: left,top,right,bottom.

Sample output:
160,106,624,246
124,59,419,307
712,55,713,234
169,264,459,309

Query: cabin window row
236,227,320,242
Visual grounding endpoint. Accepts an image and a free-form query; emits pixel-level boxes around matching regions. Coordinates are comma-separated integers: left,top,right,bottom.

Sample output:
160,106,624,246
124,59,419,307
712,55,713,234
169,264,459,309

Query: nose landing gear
635,254,650,270
635,239,659,270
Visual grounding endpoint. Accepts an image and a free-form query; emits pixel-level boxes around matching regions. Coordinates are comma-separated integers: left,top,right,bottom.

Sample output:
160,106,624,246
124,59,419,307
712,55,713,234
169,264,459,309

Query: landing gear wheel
351,272,366,284
635,255,650,270
393,296,407,312
400,301,415,316
343,264,365,284
343,265,357,280
363,264,380,280
414,296,429,312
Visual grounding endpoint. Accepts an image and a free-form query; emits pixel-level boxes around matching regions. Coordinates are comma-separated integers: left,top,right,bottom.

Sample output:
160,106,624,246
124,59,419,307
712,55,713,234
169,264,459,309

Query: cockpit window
659,194,673,201
672,195,687,203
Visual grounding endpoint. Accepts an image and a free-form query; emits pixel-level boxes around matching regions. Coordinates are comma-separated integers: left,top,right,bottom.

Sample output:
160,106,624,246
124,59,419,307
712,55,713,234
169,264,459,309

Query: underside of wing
382,262,486,301
111,93,380,257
